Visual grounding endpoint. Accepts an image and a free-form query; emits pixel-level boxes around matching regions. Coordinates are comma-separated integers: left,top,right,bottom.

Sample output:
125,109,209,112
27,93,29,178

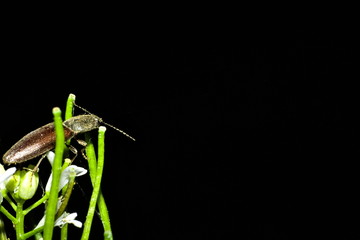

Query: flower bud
18,169,39,200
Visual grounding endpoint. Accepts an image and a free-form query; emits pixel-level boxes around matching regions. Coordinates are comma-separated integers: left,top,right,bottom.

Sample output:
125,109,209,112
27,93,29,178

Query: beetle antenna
73,102,93,115
101,121,136,141
73,102,136,141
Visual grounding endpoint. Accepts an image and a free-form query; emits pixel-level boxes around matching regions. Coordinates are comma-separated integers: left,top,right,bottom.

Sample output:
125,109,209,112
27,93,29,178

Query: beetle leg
68,137,88,161
32,153,48,172
76,139,88,160
67,144,78,163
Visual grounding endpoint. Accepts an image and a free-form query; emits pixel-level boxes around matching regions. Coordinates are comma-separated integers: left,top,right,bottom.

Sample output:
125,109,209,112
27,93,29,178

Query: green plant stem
15,200,25,240
0,214,8,240
60,224,68,240
62,94,75,240
65,93,75,120
85,133,113,240
81,126,106,240
23,193,49,215
43,107,65,240
65,93,75,147
0,206,16,223
22,225,44,239
58,158,72,240
98,192,113,240
85,133,97,182
3,194,17,210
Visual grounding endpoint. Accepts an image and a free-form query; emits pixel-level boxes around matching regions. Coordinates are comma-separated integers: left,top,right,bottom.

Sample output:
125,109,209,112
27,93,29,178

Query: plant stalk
81,127,106,240
43,107,65,240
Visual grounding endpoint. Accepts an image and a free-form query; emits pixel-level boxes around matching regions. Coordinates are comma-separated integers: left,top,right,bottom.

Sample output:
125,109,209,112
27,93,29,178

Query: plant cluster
0,94,113,240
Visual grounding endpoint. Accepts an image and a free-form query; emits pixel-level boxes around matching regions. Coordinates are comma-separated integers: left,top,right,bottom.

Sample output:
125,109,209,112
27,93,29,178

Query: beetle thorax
63,115,101,134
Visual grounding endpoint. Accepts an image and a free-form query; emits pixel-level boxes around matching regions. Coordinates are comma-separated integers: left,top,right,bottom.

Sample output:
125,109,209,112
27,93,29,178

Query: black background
1,25,359,239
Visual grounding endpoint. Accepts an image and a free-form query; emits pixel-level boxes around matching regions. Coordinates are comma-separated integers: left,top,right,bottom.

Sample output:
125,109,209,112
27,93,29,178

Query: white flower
46,151,87,192
45,165,87,192
0,164,16,204
36,211,82,229
55,212,82,228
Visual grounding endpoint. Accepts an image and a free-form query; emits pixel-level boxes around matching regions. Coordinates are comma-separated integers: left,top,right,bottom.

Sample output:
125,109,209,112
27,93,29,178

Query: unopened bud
18,168,39,200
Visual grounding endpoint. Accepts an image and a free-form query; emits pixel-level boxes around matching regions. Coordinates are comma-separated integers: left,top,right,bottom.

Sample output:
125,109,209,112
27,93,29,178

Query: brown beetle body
2,115,101,165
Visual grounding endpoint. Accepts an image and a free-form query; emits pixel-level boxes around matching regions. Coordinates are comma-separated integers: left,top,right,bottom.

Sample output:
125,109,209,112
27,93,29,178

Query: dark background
1,27,359,239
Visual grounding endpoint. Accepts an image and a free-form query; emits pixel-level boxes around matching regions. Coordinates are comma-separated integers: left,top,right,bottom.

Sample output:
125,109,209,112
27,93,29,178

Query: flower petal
71,219,83,228
54,212,82,228
47,151,55,166
0,167,16,183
